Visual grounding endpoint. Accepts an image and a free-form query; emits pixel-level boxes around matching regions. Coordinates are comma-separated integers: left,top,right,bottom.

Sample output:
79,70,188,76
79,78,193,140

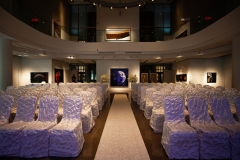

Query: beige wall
172,55,232,87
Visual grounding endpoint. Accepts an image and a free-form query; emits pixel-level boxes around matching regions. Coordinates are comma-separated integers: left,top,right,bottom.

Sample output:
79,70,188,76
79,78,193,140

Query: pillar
0,38,12,91
232,37,240,91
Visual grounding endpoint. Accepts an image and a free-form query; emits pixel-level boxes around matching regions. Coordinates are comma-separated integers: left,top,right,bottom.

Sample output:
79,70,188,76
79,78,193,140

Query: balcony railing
0,0,239,42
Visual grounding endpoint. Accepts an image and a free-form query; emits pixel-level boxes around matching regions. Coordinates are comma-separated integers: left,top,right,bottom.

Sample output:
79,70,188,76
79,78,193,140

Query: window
79,66,85,72
156,65,165,72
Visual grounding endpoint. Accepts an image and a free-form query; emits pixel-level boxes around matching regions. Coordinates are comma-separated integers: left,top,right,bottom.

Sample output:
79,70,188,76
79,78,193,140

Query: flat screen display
30,72,48,83
110,68,128,87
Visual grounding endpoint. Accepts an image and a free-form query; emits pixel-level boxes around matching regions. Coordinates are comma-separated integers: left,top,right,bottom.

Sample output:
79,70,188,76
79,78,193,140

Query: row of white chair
0,95,85,157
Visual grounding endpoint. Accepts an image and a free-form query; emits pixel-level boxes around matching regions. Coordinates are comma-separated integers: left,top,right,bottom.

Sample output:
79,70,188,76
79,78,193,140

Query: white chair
94,86,104,111
139,86,148,111
210,96,240,160
223,88,239,115
77,91,95,133
20,95,59,158
87,88,99,119
234,96,240,121
0,90,5,95
150,91,166,133
137,84,144,105
73,88,84,95
0,95,14,126
144,88,156,119
188,96,230,159
161,95,199,159
49,96,84,157
7,89,23,114
0,96,37,156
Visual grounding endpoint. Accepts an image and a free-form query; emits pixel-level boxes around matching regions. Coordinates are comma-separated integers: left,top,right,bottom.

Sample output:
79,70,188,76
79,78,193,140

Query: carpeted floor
95,94,150,160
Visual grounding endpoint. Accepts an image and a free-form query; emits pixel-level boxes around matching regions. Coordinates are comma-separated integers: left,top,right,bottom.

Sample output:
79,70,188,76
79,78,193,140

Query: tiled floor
3,95,169,160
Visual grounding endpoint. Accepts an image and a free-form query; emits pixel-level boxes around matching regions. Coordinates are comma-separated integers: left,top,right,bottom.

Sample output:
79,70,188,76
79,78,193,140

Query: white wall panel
21,58,52,86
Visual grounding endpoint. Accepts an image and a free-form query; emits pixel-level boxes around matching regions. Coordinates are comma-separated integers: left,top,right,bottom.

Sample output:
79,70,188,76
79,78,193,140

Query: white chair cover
0,90,5,95
188,96,230,159
150,91,166,133
161,96,199,159
73,88,84,95
144,88,156,119
7,89,23,114
0,96,37,156
210,96,240,160
81,85,89,91
77,91,95,133
87,88,99,119
78,91,95,133
234,96,240,121
49,96,84,157
223,88,239,115
94,86,104,111
20,95,59,158
0,95,14,126
137,84,144,105
139,86,148,111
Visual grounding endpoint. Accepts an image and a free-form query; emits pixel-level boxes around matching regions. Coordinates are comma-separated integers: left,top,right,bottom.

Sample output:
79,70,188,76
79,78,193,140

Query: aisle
95,94,150,160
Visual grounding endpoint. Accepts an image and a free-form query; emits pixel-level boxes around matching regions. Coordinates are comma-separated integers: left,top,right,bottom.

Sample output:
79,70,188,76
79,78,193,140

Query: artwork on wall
105,28,131,41
207,72,217,83
141,73,148,83
176,74,187,82
150,73,157,83
54,68,64,83
110,68,128,87
30,72,48,83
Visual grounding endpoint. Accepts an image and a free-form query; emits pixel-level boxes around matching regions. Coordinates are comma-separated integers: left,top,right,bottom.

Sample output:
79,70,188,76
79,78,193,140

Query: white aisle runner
95,94,150,160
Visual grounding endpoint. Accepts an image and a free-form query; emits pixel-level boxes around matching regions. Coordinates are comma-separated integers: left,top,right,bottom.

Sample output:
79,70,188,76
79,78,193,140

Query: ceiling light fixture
176,55,182,58
69,55,75,59
85,0,151,9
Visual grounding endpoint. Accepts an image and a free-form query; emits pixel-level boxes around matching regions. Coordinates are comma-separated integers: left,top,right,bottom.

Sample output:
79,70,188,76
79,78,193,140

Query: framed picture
105,28,131,41
55,68,64,83
30,72,48,83
207,72,217,83
176,74,187,82
110,68,128,87
150,73,157,83
141,73,148,83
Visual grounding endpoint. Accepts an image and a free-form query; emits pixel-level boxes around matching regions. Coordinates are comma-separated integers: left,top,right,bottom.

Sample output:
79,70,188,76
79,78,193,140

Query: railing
0,0,239,42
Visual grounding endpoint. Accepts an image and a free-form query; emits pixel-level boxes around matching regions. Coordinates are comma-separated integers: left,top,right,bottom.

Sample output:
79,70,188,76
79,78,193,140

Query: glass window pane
163,5,171,27
71,5,78,28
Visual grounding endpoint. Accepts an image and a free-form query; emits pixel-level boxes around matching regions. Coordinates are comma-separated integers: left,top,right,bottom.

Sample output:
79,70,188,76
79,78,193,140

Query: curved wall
0,6,240,54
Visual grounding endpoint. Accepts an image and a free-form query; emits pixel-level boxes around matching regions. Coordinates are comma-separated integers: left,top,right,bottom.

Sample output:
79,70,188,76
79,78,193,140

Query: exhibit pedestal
107,88,132,105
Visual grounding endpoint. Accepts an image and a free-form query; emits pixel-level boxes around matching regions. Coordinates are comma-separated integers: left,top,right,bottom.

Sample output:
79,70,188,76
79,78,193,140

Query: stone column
0,38,12,91
232,37,240,91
